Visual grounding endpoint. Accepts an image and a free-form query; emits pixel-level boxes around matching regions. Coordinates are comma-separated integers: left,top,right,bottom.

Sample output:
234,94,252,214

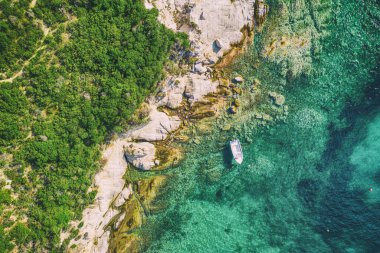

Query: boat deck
230,139,243,164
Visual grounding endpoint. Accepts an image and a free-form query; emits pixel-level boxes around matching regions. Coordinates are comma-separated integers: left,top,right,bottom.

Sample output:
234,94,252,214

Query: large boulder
194,63,207,74
184,74,218,104
155,77,186,109
128,105,181,141
233,76,244,83
166,93,183,109
124,142,156,170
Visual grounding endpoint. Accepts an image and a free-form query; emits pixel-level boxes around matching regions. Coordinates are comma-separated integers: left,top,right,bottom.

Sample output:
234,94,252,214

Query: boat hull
230,139,243,164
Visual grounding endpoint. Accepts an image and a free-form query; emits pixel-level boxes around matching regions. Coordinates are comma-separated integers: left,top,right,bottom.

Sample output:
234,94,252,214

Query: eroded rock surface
149,0,255,62
128,105,181,141
155,76,187,109
184,74,218,104
124,142,156,170
63,139,132,253
156,75,218,108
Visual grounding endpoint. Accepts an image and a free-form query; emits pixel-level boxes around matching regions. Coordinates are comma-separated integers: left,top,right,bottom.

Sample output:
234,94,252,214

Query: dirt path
0,44,46,83
0,16,76,83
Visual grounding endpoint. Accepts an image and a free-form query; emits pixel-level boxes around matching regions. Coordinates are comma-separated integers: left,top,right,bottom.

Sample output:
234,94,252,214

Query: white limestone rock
166,93,183,109
184,74,218,104
150,0,255,62
155,77,187,109
233,76,244,83
63,139,131,253
39,135,48,141
114,187,131,207
128,105,181,141
194,63,207,74
188,0,255,60
124,142,156,170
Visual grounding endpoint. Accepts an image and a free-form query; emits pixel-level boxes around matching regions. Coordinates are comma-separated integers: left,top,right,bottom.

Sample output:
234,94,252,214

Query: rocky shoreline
62,0,268,252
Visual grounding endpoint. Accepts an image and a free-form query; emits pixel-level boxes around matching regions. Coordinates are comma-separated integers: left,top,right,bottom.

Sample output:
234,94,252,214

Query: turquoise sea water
138,1,380,252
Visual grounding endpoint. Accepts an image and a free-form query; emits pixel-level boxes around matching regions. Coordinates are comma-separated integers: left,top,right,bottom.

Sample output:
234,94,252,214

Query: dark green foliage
9,223,33,245
0,83,28,144
0,190,11,205
33,0,69,26
0,0,44,75
0,226,14,253
0,0,183,251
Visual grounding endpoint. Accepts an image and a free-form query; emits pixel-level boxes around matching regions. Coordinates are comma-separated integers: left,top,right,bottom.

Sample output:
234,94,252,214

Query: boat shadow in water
222,144,233,169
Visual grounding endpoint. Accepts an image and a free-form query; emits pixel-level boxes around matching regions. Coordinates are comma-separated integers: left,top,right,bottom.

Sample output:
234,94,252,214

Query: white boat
230,139,243,164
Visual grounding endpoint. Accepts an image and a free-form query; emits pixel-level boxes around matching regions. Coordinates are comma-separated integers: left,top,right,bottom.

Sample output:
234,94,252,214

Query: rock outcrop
156,74,218,108
193,63,207,74
62,139,131,253
39,135,48,141
184,74,218,104
214,39,225,49
124,142,156,170
150,0,255,63
114,187,131,207
155,77,187,109
187,0,255,62
128,105,181,141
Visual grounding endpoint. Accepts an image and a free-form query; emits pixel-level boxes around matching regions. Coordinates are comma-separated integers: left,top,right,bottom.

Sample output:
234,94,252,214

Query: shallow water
139,0,380,252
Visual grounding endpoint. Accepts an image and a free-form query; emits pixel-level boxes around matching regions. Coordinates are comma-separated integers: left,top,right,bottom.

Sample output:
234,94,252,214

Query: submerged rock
39,135,48,141
229,106,238,114
232,86,242,95
251,79,260,90
191,105,217,119
268,91,285,106
175,135,190,142
254,0,269,26
233,76,244,83
222,124,232,131
262,113,272,121
124,142,156,170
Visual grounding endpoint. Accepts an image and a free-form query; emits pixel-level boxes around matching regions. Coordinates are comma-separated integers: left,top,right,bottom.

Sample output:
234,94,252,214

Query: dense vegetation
0,0,42,76
0,0,186,251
